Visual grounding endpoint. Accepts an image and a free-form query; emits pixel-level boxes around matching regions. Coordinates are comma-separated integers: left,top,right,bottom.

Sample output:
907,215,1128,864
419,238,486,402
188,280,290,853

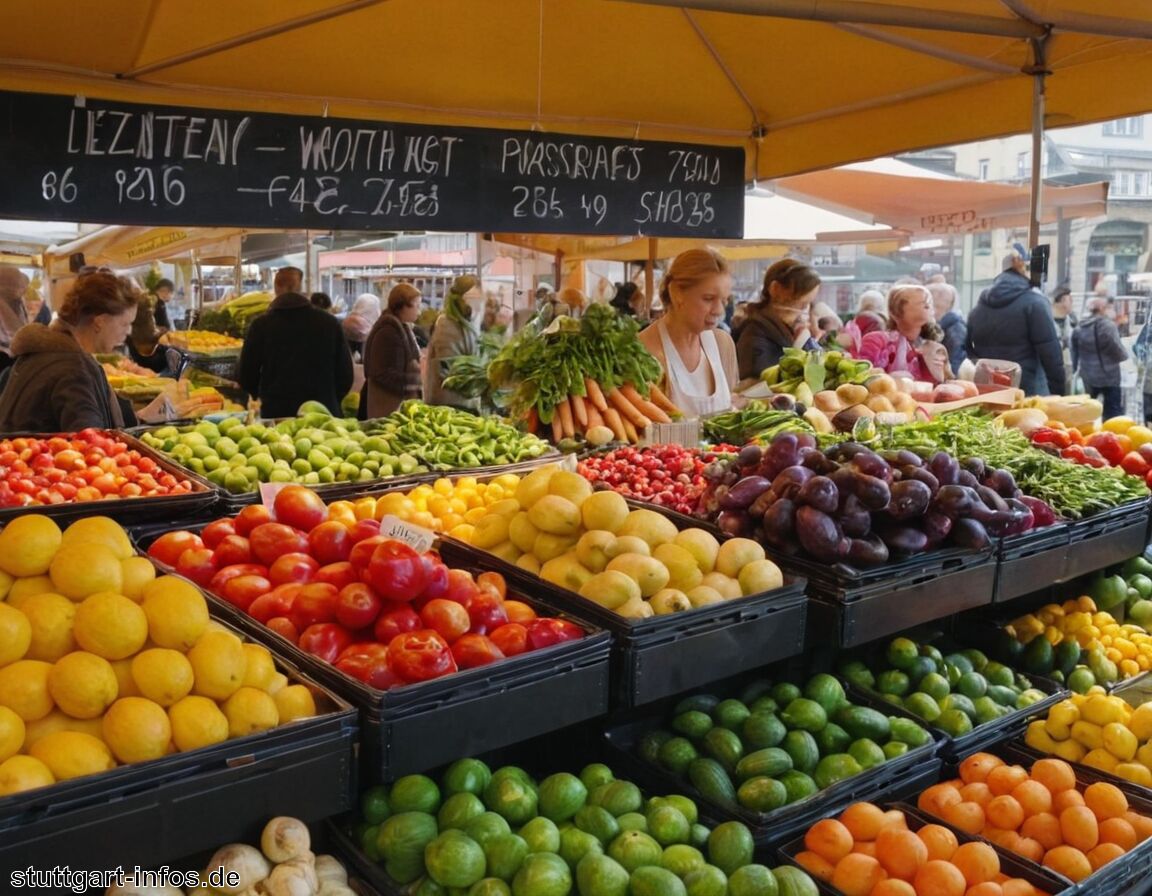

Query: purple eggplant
901,466,940,494
982,500,1034,538
765,433,800,474
932,484,975,518
828,441,869,462
771,465,815,500
956,470,980,488
962,456,988,480
719,475,773,511
985,467,1019,498
876,522,929,556
840,508,872,538
928,452,960,486
797,475,840,514
716,510,754,538
975,485,1009,513
1018,495,1058,528
795,432,818,451
769,393,797,411
749,488,779,518
850,451,892,482
922,511,954,546
949,517,991,550
845,534,890,567
762,498,797,546
796,505,849,562
798,446,838,474
882,449,923,469
737,444,763,470
886,479,932,520
854,474,892,512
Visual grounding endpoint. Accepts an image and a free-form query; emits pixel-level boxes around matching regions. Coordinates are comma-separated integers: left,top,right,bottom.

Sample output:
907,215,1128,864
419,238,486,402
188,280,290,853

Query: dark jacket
238,292,353,418
1072,313,1128,389
965,269,1066,396
736,306,796,380
0,323,125,432
362,311,422,419
938,310,967,372
423,315,479,411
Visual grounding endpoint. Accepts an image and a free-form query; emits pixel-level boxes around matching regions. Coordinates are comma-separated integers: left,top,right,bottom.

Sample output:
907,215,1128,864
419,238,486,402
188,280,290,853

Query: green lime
889,717,932,747
629,866,688,896
483,833,529,882
814,722,852,756
918,672,951,701
607,830,664,872
638,730,674,765
770,682,802,706
814,753,863,789
425,831,487,889
359,823,382,861
944,653,974,675
589,780,643,817
483,770,538,825
713,699,752,732
390,774,442,814
360,784,391,825
957,671,988,699
781,698,828,733
940,693,977,720
883,741,910,759
462,812,512,848
576,852,630,896
973,696,1009,724
742,712,787,749
1016,688,1048,709
575,805,621,844
847,738,887,769
661,844,707,879
876,669,911,697
519,816,561,854
920,644,945,666
438,792,486,830
728,864,779,896
616,812,647,833
658,738,700,775
906,655,938,684
960,648,989,672
778,770,818,803
982,661,1014,688
559,827,604,870
511,852,572,896
904,691,942,722
469,879,512,896
737,776,788,812
580,763,615,790
537,772,588,823
684,865,729,896
936,708,975,737
706,821,754,875
646,805,691,847
673,711,714,739
1130,573,1152,599
838,659,875,690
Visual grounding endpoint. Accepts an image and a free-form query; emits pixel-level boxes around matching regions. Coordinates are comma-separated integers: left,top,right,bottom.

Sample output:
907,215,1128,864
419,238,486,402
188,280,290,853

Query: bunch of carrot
532,379,682,443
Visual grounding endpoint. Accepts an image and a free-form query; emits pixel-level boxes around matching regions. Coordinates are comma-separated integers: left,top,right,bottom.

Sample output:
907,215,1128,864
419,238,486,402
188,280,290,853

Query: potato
890,392,919,414
813,390,844,413
866,373,897,395
835,383,869,405
865,394,895,413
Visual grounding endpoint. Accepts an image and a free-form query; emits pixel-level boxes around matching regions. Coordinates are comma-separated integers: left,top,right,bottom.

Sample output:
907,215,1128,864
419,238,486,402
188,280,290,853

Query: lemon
267,672,289,695
60,516,134,559
131,648,194,707
7,575,57,608
274,684,317,723
29,730,115,779
49,542,124,601
22,710,103,750
0,705,25,762
0,514,62,577
110,657,141,698
0,754,55,795
241,643,277,691
222,686,280,738
0,659,54,720
168,695,229,752
187,630,246,701
102,696,172,764
18,592,76,662
72,592,148,660
0,602,31,665
141,577,209,650
47,651,118,719
0,569,13,600
119,557,157,602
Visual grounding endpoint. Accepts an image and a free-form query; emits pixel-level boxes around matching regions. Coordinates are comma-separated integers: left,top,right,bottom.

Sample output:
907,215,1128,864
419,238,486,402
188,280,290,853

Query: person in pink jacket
857,284,951,384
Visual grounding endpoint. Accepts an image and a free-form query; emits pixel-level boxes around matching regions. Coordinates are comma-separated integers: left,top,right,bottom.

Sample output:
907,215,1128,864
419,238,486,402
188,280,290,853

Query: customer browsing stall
856,284,951,384
735,259,822,381
637,248,738,419
360,283,424,419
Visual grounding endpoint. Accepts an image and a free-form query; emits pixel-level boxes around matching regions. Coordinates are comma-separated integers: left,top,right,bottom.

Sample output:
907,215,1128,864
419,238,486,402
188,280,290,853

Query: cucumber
702,727,744,773
687,758,737,807
734,747,793,782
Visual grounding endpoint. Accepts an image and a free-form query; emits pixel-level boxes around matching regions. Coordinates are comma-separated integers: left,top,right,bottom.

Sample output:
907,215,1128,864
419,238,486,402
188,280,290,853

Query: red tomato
335,642,399,689
268,552,320,586
273,485,328,532
313,561,359,591
476,571,507,601
443,568,480,607
387,630,456,682
467,593,509,636
503,600,537,624
298,622,354,663
420,598,471,642
209,563,270,594
335,582,384,631
213,534,255,567
308,520,353,564
348,518,382,543
220,574,272,612
201,518,238,549
489,623,530,657
249,522,310,566
234,503,273,536
349,535,390,573
249,584,301,623
365,541,428,602
174,547,218,587
451,633,505,669
290,582,340,631
524,618,584,650
266,616,299,642
373,605,422,643
1120,451,1150,478
420,554,450,601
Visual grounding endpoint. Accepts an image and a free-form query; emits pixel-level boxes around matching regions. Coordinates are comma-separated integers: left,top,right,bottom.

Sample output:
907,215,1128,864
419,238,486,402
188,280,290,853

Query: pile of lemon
1026,689,1152,786
0,514,318,797
326,473,524,542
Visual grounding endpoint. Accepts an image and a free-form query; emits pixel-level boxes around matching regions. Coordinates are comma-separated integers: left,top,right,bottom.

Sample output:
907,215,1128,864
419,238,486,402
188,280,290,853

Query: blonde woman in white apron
639,248,739,419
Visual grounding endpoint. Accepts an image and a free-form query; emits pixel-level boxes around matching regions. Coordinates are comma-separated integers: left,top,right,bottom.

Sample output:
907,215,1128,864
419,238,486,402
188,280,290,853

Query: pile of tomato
1033,423,1152,488
0,428,198,507
148,485,585,689
576,444,738,515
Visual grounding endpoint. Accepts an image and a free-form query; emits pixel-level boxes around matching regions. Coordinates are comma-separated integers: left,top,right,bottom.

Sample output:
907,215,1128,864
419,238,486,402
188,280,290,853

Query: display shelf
1063,498,1151,582
994,524,1072,603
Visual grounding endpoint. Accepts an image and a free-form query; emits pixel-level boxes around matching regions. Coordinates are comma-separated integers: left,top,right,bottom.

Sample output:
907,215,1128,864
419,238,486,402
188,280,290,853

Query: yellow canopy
1,1,1151,184
41,226,255,277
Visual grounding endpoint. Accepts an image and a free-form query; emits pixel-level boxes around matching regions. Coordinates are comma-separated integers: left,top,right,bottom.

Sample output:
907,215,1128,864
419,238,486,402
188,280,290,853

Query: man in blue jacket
965,244,1066,396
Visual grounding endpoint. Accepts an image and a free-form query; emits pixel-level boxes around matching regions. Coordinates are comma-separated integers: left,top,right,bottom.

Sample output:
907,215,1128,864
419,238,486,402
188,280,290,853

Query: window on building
1016,151,1030,179
978,159,990,180
1110,171,1152,198
1104,117,1144,138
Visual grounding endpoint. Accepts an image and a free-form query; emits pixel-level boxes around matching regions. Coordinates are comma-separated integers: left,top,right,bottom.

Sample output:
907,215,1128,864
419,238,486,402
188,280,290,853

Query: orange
1098,816,1137,850
966,884,1004,896
1011,780,1053,818
853,840,877,858
960,782,994,807
1000,881,1037,896
873,881,916,896
952,841,999,886
1042,845,1092,882
1031,758,1076,794
1087,841,1125,870
942,800,986,836
1020,812,1063,851
829,852,884,896
1125,810,1152,842
876,827,927,881
804,818,854,864
960,753,1005,785
1052,789,1085,813
1015,837,1044,863
981,826,1015,848
917,823,959,861
1083,781,1128,821
987,765,1029,796
919,782,963,816
882,809,908,831
912,859,966,896
985,795,1025,831
793,850,835,882
1059,805,1100,852
840,802,888,842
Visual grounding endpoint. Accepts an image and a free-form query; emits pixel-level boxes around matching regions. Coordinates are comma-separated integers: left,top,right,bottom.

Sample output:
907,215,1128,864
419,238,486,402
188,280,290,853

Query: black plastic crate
439,537,808,709
1063,498,1151,582
0,616,357,879
777,801,1077,896
995,523,1072,603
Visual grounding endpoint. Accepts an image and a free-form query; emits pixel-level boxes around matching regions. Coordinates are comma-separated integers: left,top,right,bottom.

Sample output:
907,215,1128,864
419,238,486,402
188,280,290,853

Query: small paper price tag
258,481,291,514
378,514,435,553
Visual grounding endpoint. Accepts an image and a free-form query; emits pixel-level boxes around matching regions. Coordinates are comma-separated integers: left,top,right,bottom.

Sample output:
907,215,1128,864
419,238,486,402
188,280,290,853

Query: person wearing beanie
424,274,484,411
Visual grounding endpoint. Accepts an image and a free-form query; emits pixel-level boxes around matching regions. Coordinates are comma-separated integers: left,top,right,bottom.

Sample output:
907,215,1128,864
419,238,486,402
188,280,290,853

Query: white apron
656,319,732,419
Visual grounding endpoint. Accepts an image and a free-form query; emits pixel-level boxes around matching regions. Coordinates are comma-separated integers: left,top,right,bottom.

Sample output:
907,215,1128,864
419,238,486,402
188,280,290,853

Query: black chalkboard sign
0,90,745,238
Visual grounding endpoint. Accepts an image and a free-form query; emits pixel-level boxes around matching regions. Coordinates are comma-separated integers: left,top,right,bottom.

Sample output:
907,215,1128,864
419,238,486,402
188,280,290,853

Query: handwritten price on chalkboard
41,167,78,203
115,165,186,207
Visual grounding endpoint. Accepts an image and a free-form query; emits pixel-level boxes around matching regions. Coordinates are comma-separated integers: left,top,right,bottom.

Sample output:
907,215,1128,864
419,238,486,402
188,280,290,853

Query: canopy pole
304,229,312,293
646,238,657,316
1026,36,1050,249
553,250,563,291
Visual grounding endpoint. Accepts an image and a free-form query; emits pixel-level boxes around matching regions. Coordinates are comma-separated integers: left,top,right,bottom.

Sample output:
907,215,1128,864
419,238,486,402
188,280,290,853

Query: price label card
258,481,290,514
378,514,436,553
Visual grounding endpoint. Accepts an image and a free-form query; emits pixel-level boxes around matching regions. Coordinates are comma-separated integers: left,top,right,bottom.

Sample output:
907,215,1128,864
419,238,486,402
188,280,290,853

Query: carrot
607,387,650,429
585,405,604,429
622,417,639,443
584,378,609,412
550,414,563,443
525,406,539,435
602,407,627,442
648,383,680,415
619,383,671,424
556,397,575,438
570,393,589,429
